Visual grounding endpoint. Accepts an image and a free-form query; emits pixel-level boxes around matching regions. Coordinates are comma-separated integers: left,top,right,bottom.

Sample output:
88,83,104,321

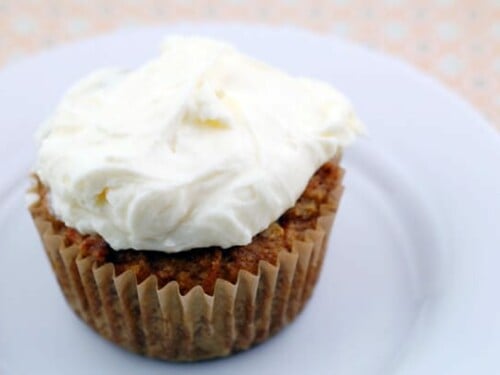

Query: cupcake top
35,36,363,253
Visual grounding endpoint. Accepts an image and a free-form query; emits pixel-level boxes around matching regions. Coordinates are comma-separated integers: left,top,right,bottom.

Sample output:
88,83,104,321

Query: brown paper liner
29,166,344,361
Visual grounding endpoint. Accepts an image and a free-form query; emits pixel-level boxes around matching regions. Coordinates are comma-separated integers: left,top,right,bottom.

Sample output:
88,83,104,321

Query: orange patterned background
1,0,498,129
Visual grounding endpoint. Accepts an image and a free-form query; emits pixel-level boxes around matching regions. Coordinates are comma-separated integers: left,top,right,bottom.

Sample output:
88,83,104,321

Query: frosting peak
35,36,363,253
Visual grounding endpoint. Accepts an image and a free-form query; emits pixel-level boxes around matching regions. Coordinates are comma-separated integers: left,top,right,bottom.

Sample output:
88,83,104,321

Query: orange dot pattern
0,0,498,129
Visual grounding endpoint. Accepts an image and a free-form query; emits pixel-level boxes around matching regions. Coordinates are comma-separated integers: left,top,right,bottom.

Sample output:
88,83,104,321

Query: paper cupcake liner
29,166,344,361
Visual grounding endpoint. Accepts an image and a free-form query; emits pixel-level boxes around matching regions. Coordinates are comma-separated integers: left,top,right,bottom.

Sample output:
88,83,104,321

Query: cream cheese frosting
35,36,364,253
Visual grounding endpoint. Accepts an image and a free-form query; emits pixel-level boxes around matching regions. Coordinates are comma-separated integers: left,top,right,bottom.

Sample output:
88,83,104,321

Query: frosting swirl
35,36,363,253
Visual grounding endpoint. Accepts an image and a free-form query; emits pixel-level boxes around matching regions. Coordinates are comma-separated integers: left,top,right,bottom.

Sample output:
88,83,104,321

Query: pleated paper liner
28,166,344,361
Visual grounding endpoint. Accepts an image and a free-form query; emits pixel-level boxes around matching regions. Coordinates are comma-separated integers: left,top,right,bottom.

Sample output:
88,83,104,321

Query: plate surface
0,24,499,375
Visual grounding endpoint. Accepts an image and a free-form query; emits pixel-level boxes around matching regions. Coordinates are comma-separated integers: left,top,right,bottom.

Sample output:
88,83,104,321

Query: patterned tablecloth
1,0,498,129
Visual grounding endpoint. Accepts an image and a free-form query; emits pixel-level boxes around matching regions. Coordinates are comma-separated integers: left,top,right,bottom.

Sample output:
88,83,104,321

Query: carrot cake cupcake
29,36,364,361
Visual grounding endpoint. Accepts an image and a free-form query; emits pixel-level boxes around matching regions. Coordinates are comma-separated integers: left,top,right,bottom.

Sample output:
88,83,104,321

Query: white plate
0,24,499,375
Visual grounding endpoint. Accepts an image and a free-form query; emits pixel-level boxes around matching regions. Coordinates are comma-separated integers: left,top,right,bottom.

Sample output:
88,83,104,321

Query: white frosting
35,36,363,253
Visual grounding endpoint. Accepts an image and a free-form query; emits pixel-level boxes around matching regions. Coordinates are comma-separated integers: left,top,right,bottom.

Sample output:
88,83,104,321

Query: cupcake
29,36,363,361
